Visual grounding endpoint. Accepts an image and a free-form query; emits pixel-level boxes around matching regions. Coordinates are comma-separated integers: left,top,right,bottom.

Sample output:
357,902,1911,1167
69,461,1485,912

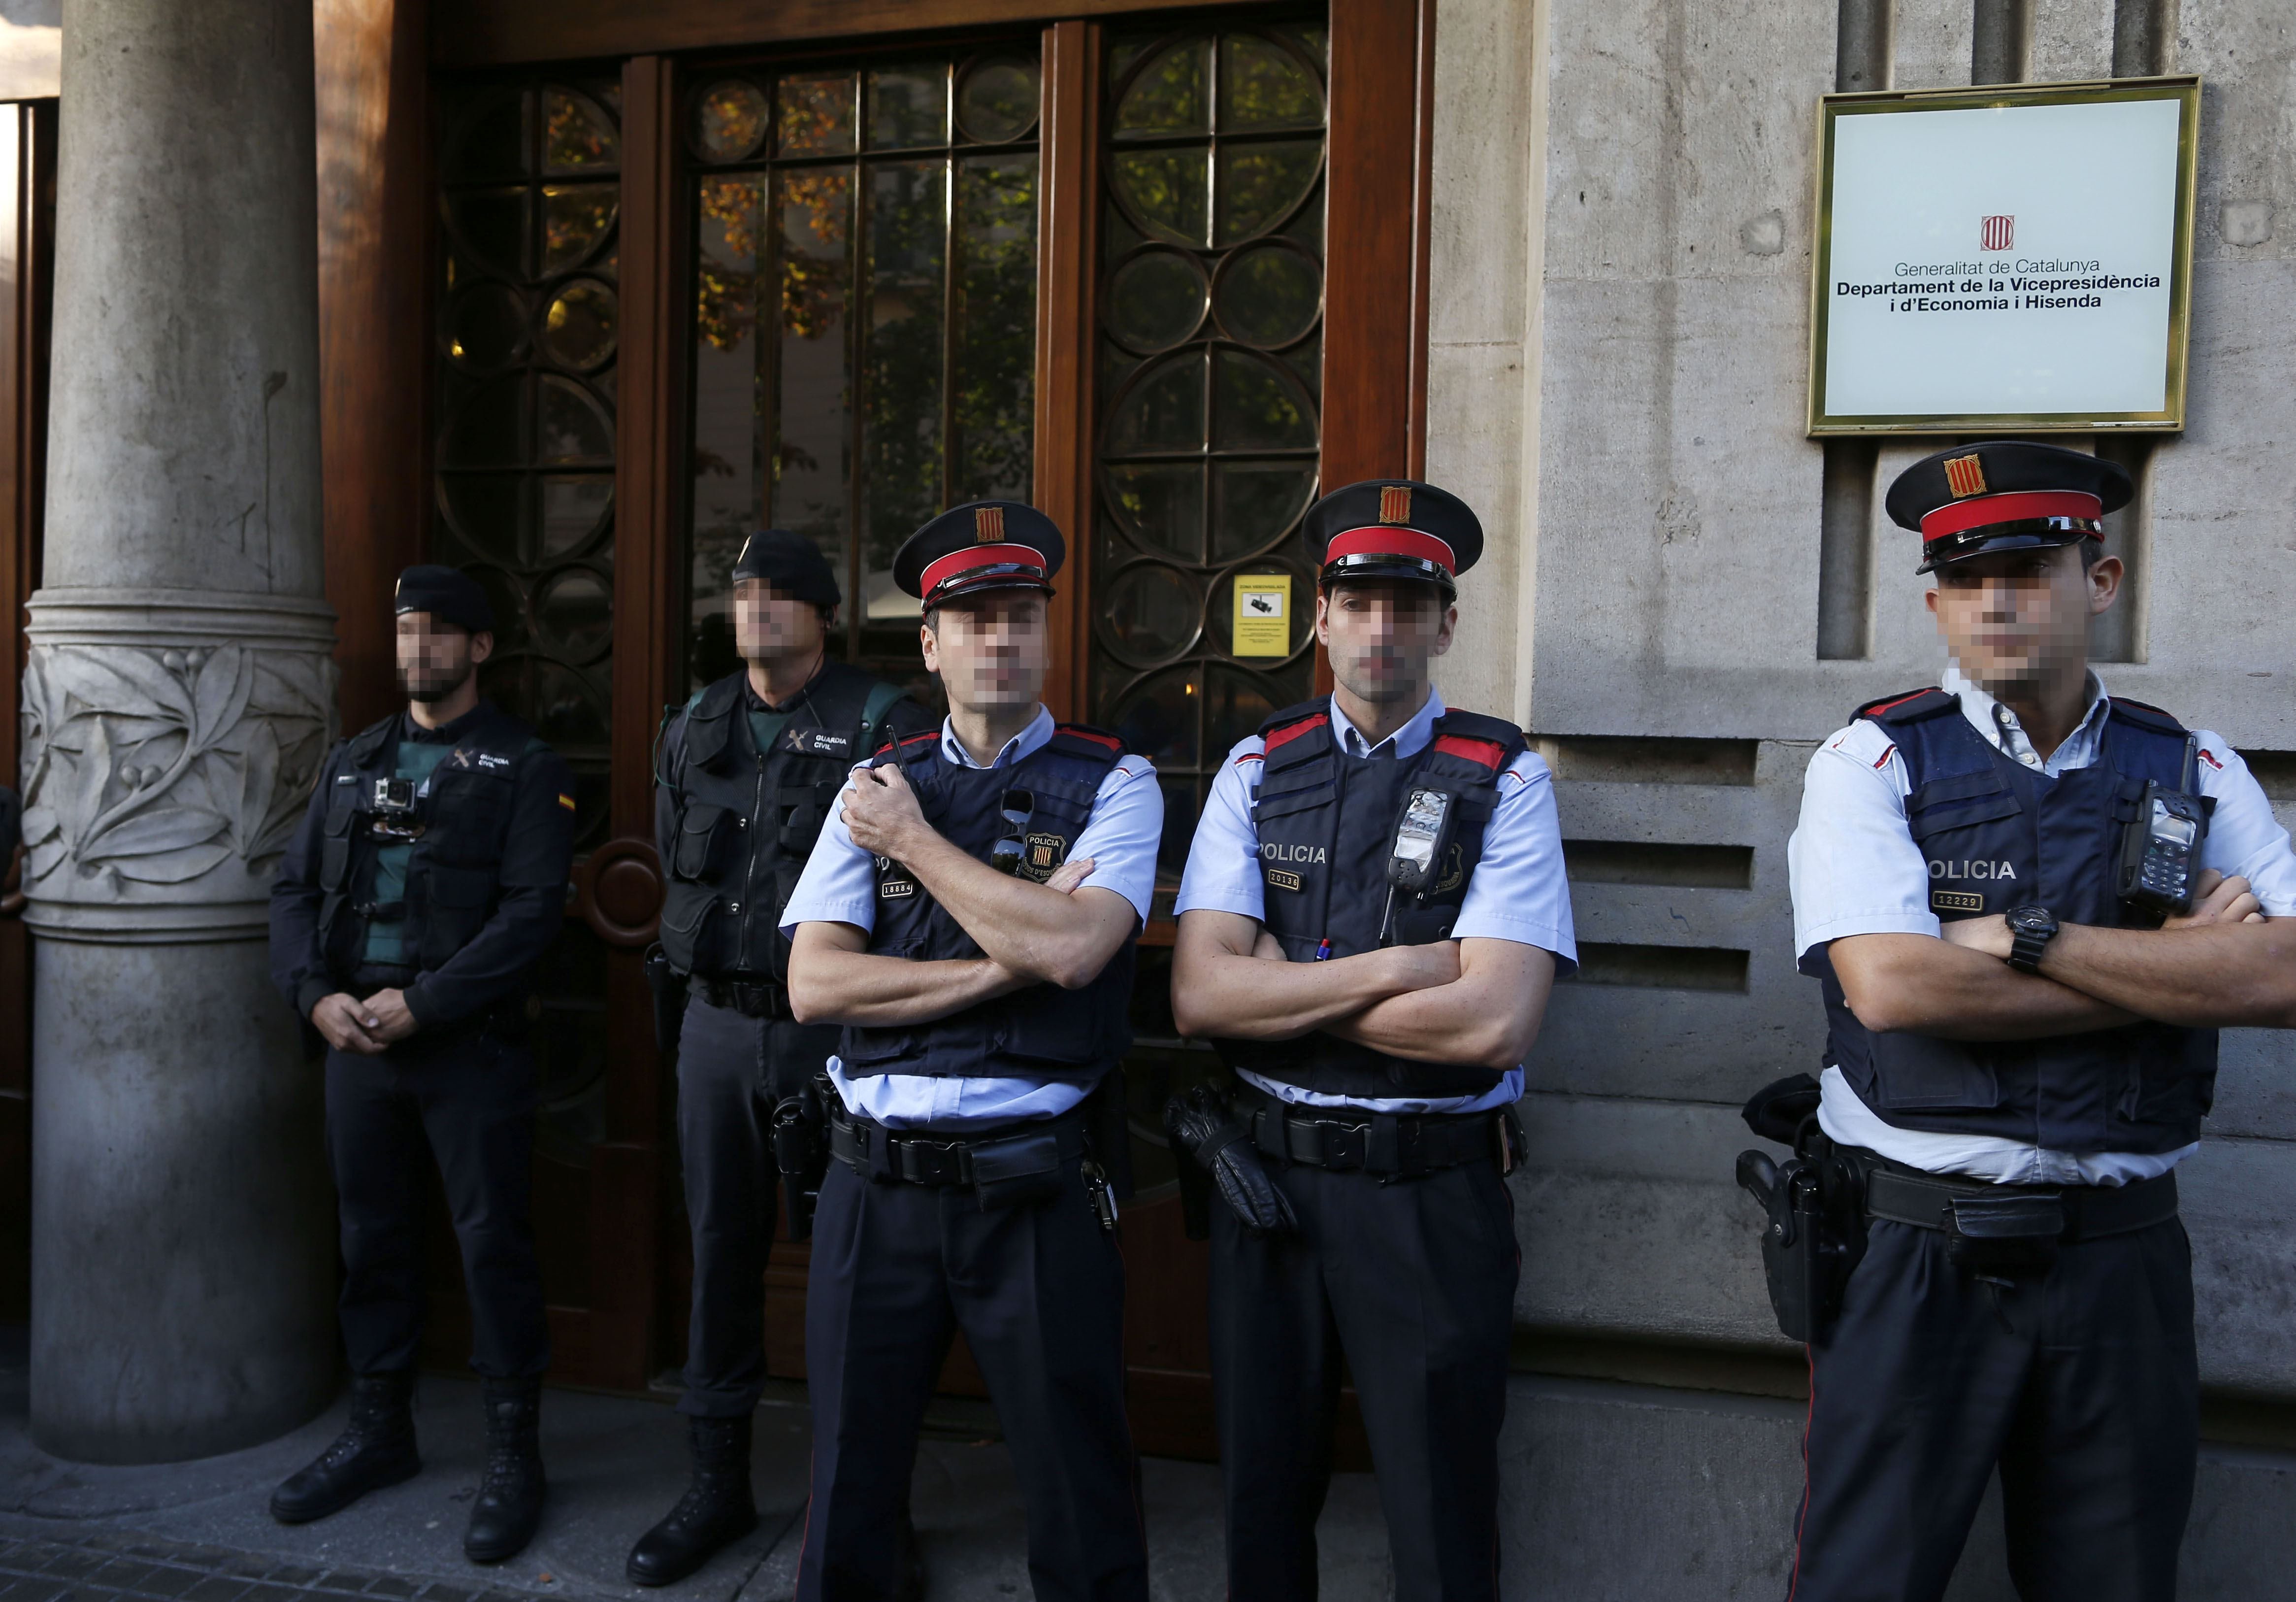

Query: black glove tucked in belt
1165,1083,1298,1240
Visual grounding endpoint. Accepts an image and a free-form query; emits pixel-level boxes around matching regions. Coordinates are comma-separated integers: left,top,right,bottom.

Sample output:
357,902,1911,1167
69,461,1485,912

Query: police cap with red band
1885,440,2132,574
1305,479,1484,595
892,500,1065,607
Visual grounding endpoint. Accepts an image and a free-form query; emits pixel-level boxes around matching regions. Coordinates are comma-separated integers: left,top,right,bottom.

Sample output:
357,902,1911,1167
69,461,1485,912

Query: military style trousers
1209,1154,1520,1602
1788,1215,2198,1602
325,1027,549,1380
674,996,838,1417
796,1145,1148,1602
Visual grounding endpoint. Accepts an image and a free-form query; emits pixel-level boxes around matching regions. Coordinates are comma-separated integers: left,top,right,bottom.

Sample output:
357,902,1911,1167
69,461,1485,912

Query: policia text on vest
1759,442,2296,1602
266,566,575,1566
782,502,1164,1602
1170,480,1578,1602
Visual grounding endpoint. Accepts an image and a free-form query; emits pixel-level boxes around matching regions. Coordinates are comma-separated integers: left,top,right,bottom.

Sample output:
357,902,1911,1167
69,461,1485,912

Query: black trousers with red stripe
1209,1154,1520,1602
1788,1215,2197,1602
797,1150,1148,1602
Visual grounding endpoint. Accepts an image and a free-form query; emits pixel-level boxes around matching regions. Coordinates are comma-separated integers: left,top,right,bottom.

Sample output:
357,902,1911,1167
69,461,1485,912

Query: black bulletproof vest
838,723,1136,1086
657,662,901,984
1214,698,1527,1100
1807,688,2218,1154
315,703,539,979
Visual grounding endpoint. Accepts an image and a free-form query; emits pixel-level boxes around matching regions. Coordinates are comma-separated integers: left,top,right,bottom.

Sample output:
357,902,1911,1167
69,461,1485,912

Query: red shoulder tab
1854,687,1954,725
877,728,941,762
1263,712,1329,755
1052,723,1122,752
1430,734,1509,771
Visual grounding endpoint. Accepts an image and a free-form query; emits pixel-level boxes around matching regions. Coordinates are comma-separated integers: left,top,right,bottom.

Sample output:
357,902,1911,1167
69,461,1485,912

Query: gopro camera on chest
368,776,424,841
2117,735,2207,917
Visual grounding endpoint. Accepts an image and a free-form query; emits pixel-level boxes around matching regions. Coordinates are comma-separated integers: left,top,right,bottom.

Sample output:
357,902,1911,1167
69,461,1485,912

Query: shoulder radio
2116,734,2207,916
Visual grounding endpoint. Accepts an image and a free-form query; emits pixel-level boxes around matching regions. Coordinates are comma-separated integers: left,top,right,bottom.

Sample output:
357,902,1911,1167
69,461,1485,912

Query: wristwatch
2003,905,2059,975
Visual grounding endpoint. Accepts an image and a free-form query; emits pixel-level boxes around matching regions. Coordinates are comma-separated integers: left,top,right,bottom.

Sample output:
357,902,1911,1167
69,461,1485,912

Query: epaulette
1428,708,1527,772
2105,696,2188,737
1854,687,1958,726
1046,723,1125,765
1258,699,1332,757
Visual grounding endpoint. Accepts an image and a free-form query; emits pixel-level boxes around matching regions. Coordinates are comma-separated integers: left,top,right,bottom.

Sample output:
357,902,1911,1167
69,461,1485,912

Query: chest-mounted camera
368,776,426,841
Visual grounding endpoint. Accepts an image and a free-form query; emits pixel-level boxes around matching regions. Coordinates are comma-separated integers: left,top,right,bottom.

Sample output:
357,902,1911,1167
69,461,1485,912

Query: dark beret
892,501,1066,607
1885,440,2132,573
732,528,842,608
1304,480,1484,594
394,564,493,634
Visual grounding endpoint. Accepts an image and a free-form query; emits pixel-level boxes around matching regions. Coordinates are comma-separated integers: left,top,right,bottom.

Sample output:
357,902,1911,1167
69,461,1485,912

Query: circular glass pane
1111,667,1200,770
446,189,528,279
531,660,611,750
534,566,614,662
1213,349,1314,451
537,375,614,465
1106,250,1207,354
440,376,525,469
1218,35,1323,132
1205,663,1292,758
1107,352,1207,455
1215,140,1321,245
957,58,1040,143
1111,147,1209,247
466,566,529,650
1115,39,1208,136
543,185,618,273
540,476,613,559
542,279,618,369
1212,463,1318,561
1101,564,1200,664
1214,244,1320,348
437,473,524,564
447,89,526,181
447,283,527,370
693,80,769,162
1104,466,1205,562
542,89,619,172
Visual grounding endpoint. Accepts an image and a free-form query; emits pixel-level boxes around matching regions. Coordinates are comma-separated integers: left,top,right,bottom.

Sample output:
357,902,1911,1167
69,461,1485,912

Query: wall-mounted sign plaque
1807,76,2199,435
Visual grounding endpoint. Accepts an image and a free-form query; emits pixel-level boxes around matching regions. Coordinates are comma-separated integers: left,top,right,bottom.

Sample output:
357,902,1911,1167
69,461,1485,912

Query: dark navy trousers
325,1030,548,1380
1789,1216,2198,1602
1209,1155,1519,1602
796,1151,1148,1602
674,996,839,1418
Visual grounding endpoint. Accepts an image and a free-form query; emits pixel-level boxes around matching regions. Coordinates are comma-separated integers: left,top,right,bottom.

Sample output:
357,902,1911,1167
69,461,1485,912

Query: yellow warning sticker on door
1233,573,1291,658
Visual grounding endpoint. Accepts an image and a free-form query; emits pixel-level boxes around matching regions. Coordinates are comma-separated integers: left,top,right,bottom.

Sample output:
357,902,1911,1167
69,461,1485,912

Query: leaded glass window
434,76,621,853
683,53,1041,699
1092,22,1328,889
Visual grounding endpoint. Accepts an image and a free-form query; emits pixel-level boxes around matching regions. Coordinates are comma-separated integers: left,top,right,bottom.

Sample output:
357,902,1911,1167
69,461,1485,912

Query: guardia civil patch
1932,889,1984,913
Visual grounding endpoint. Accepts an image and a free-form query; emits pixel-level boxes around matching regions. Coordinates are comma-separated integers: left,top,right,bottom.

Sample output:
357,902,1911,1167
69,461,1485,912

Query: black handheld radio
2116,734,2207,916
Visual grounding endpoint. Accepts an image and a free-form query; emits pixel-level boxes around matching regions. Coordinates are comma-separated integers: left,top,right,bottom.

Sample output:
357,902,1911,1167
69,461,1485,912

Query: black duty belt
829,1105,1086,1188
692,975,790,1019
1236,1088,1502,1177
1855,1151,2179,1242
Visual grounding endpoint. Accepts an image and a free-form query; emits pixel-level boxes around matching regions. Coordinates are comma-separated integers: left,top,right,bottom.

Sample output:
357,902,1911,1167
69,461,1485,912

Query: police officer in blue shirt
629,531,925,1587
1169,480,1576,1602
267,566,577,1562
1776,441,2296,1602
781,501,1162,1602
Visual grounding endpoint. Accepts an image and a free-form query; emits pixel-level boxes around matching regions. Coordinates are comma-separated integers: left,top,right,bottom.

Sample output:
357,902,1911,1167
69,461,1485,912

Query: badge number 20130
1232,572,1292,659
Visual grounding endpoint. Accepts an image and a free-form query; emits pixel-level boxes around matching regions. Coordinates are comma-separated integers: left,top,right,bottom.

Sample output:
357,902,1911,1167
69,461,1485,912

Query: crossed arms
1831,870,2296,1039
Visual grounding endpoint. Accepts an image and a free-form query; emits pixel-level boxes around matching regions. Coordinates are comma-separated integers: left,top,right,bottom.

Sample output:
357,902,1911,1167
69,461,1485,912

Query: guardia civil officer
627,531,924,1586
1777,441,2296,1601
1168,481,1577,1602
781,501,1162,1602
267,565,577,1563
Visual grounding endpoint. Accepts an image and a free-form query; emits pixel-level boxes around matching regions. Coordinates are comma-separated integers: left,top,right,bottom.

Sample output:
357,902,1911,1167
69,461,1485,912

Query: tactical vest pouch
671,803,737,881
419,865,495,967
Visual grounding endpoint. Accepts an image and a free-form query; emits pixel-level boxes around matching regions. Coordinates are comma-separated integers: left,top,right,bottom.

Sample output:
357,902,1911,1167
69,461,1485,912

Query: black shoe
626,1415,758,1587
270,1372,422,1525
464,1378,547,1563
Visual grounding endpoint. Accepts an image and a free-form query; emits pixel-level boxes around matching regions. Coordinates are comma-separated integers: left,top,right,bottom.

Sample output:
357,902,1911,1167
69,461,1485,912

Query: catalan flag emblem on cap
1378,486,1412,524
893,501,1067,605
1942,454,1988,499
1303,479,1485,595
974,506,1006,542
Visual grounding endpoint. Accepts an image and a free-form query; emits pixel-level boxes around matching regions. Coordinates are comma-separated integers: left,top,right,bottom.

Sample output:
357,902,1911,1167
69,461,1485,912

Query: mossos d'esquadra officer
1168,480,1577,1602
628,530,925,1586
266,566,578,1563
780,502,1163,1602
1768,441,2296,1602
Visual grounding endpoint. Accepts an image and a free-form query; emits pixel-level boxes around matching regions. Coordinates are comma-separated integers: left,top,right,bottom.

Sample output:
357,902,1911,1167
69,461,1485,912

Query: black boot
463,1378,547,1563
270,1372,422,1524
625,1415,758,1586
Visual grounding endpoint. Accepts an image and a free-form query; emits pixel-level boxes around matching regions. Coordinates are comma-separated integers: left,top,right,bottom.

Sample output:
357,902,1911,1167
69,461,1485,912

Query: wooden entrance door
318,0,1430,1455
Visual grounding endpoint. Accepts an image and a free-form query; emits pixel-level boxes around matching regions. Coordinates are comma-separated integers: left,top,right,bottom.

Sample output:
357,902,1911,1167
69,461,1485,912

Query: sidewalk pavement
0,1328,1394,1602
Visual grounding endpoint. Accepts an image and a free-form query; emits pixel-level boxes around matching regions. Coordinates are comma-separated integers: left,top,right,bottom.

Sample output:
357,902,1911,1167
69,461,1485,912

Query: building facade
5,0,2295,1586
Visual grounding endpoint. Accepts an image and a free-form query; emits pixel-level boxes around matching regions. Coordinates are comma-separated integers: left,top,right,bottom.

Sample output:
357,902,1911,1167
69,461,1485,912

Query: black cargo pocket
1906,773,2022,844
999,988,1099,1068
1254,769,1336,825
418,865,495,966
1871,1032,2002,1111
672,804,736,881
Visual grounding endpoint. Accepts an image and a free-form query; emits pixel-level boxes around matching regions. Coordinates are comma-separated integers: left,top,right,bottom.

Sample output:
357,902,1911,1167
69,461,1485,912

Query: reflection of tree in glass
1218,36,1321,129
781,171,851,340
864,164,946,575
696,177,758,353
544,90,618,170
955,158,1038,502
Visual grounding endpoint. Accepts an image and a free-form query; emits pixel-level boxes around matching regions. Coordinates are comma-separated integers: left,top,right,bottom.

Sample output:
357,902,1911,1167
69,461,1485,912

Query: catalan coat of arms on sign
1980,215,2014,251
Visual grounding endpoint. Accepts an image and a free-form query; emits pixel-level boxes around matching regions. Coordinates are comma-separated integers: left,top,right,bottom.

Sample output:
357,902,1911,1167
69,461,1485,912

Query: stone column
18,0,338,1463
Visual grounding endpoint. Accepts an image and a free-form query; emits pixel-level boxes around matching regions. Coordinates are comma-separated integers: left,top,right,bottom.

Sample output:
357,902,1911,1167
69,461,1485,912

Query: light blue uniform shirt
1173,689,1577,1115
1788,665,2296,1184
781,704,1163,1130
